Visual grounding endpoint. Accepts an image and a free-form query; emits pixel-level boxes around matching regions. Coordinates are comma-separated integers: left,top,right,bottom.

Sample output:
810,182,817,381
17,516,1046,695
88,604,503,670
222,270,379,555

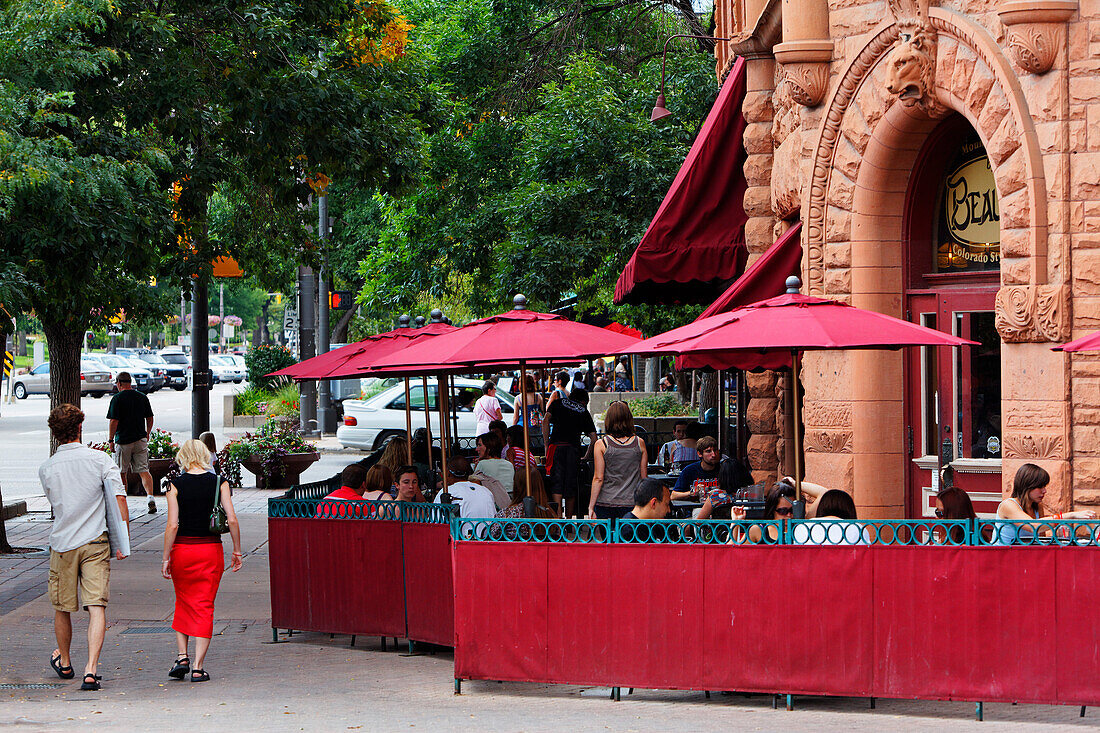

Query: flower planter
125,457,175,496
240,451,320,489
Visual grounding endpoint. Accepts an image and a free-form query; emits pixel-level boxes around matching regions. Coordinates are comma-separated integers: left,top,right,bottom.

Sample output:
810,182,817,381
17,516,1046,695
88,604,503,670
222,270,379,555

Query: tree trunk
42,320,84,454
332,306,356,344
698,371,718,423
16,330,27,356
644,357,659,392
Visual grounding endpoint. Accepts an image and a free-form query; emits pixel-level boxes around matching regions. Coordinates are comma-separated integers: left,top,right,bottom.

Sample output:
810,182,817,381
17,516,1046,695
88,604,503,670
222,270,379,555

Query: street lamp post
317,194,333,434
650,34,732,121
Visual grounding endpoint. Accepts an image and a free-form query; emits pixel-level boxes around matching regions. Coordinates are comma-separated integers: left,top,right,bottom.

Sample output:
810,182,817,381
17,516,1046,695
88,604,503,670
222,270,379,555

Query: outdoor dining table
670,500,703,519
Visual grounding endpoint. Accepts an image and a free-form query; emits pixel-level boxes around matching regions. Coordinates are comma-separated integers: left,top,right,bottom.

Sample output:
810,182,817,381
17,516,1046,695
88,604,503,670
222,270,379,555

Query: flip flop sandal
50,653,74,680
80,674,102,691
190,669,210,683
169,655,190,680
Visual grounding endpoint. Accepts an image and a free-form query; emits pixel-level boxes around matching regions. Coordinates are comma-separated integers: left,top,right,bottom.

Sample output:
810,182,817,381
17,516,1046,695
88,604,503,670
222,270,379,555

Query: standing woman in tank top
587,401,648,520
161,439,242,682
511,374,544,429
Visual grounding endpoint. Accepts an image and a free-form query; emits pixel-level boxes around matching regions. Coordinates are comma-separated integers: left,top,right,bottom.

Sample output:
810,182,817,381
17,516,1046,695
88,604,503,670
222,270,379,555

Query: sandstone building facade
710,0,1099,517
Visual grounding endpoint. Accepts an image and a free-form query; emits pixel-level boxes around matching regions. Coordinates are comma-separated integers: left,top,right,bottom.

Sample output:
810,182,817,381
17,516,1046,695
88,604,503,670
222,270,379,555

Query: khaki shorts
116,437,149,473
49,533,111,612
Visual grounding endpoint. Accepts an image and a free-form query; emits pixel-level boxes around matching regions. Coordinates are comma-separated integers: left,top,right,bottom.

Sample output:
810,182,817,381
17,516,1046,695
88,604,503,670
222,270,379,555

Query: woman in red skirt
161,439,242,682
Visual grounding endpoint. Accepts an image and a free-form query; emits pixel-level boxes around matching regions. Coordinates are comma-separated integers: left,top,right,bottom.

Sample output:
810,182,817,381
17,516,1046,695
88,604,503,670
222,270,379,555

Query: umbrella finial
414,315,426,328
785,276,802,294
513,294,527,310
429,309,443,323
443,317,452,325
398,314,411,328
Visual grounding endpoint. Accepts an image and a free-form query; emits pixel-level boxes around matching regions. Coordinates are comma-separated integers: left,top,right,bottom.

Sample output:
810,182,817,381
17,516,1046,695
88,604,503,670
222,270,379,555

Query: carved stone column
773,0,832,107
997,0,1077,75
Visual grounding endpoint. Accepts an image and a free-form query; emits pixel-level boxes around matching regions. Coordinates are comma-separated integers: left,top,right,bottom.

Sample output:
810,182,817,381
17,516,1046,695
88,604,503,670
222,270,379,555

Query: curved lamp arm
652,34,732,122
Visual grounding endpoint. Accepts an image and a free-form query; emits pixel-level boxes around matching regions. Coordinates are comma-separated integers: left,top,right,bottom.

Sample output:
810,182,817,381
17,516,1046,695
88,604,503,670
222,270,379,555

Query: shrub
624,394,690,417
147,428,180,459
267,383,300,419
245,344,297,389
234,385,272,416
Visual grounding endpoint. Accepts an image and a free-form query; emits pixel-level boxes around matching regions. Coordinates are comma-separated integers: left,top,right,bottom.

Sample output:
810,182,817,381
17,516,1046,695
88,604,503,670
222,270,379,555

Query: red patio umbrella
1053,331,1100,352
624,277,977,498
370,296,643,515
268,317,456,380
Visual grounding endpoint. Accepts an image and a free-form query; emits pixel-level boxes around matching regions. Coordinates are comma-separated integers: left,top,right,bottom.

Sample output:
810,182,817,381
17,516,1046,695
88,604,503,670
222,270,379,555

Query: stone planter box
224,394,270,429
125,457,174,496
241,451,320,489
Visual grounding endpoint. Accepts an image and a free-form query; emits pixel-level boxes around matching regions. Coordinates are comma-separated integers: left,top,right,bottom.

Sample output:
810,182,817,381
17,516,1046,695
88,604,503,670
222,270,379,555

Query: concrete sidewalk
1,499,1094,731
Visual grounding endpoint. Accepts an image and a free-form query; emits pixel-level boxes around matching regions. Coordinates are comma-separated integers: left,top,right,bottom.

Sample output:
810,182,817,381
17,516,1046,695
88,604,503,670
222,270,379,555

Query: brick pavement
1,493,1095,731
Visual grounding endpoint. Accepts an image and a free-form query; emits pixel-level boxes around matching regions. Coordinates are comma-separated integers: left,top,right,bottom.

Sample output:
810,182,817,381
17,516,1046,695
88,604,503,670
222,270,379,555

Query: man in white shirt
39,404,130,691
434,457,497,518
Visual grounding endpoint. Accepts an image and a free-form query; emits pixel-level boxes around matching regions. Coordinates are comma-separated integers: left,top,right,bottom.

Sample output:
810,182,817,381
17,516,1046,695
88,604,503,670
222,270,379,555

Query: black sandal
168,655,190,680
80,674,101,691
190,669,210,683
50,652,74,680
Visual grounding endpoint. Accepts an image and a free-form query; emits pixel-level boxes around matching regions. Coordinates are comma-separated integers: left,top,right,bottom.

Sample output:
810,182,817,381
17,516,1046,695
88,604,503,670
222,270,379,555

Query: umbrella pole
717,369,724,459
404,378,413,463
792,349,803,500
422,376,435,490
438,373,450,497
520,360,531,515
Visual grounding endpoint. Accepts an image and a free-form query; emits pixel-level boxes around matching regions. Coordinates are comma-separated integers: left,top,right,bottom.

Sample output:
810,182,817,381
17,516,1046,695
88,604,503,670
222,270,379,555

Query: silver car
83,353,155,393
12,360,114,399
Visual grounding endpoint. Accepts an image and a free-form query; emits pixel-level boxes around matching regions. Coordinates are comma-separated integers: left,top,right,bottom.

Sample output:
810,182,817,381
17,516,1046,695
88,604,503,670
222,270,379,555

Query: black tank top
171,472,221,540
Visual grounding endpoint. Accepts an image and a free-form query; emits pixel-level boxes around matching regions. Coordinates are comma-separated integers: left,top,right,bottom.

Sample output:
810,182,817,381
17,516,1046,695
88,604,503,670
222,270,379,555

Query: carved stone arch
804,8,1055,318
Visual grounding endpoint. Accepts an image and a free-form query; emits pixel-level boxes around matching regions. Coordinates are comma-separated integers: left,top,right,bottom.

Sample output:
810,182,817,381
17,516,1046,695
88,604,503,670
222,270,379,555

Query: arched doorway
904,114,1002,518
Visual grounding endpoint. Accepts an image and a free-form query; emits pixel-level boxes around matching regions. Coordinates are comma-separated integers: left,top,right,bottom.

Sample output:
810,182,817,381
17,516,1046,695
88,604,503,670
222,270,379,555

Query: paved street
0,381,354,502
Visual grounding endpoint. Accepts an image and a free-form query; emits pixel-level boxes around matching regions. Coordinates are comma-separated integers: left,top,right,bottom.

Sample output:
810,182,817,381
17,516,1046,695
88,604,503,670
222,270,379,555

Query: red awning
697,221,802,320
614,57,749,305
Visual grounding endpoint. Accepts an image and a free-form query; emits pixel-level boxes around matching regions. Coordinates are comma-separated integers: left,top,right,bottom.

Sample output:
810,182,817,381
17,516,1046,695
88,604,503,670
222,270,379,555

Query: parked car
132,352,187,391
12,360,114,399
336,377,517,451
122,356,164,392
158,349,192,387
83,353,155,393
209,354,245,384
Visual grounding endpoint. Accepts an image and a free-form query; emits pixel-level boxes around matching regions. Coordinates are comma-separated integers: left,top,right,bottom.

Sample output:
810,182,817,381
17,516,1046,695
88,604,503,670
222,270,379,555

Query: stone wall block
994,149,1028,198
747,433,780,471
1074,407,1100,425
743,153,774,188
743,121,774,154
746,397,780,434
745,370,779,398
988,114,1022,169
964,62,996,121
1034,120,1065,154
977,86,1011,143
1070,152,1100,199
743,90,775,124
824,267,851,295
1072,248,1100,296
936,34,959,84
828,172,856,209
803,451,854,495
1070,118,1088,151
828,3,882,37
1072,377,1100,409
1071,425,1100,455
1070,75,1100,106
950,44,978,98
743,185,773,218
824,242,851,268
1088,104,1100,151
841,114,871,156
1000,228,1032,259
745,216,776,253
999,187,1031,230
825,206,851,242
834,135,863,181
1002,257,1031,285
1028,68,1069,123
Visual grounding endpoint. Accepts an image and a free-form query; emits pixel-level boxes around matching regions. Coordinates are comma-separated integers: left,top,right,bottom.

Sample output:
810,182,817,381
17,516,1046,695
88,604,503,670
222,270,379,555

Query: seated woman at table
377,435,410,481
587,400,647,520
361,465,393,501
789,489,866,545
932,486,977,545
992,463,1097,545
504,425,538,470
496,467,555,519
473,431,514,496
728,477,827,543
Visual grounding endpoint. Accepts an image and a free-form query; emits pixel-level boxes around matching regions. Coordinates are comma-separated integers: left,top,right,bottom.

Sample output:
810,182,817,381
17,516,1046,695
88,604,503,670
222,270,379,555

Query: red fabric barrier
268,518,407,638
402,522,454,646
1055,550,1100,705
452,542,1099,707
453,542,548,682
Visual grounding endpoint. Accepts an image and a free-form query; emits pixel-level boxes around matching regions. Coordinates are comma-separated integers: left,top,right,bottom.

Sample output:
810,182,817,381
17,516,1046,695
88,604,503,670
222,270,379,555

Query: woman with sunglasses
932,486,977,545
732,477,827,543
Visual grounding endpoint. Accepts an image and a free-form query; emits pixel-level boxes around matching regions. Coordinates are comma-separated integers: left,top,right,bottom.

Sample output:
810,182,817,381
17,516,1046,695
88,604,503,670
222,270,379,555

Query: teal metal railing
451,518,612,543
976,519,1100,546
616,519,784,545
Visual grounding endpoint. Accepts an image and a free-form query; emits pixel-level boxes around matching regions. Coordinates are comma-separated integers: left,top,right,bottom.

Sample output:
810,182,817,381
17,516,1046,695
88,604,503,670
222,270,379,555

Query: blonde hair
176,438,213,471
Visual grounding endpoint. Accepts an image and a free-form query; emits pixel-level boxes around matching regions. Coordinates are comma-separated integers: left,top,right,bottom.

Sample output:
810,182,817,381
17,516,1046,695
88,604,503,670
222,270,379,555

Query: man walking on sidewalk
40,404,130,691
106,371,157,514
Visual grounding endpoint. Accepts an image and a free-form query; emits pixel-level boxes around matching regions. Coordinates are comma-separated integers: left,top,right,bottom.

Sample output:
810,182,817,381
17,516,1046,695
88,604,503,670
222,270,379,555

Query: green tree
342,0,718,333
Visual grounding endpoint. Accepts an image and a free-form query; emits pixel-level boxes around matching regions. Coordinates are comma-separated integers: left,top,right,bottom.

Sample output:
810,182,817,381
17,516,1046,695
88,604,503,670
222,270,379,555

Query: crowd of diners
312,371,1098,544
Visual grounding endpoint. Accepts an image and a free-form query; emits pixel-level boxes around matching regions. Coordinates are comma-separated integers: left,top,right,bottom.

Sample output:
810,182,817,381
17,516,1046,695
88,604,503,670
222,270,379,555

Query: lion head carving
883,0,943,116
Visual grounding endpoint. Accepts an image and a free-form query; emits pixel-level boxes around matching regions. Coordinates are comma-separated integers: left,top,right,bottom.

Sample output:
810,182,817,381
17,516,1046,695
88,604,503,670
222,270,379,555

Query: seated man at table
670,437,752,518
393,465,427,503
433,457,496,518
657,420,689,468
315,464,368,517
622,478,672,521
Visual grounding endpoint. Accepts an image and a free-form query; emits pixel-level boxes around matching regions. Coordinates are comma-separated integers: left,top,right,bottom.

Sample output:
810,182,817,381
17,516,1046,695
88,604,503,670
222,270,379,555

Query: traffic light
329,290,354,310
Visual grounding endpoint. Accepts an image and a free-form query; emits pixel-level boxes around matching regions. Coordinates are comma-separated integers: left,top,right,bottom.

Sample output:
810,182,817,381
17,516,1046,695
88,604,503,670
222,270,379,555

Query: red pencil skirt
170,541,225,638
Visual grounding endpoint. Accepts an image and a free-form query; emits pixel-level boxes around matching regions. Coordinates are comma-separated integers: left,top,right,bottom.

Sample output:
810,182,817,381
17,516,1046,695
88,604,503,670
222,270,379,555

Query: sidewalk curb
2,500,27,521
